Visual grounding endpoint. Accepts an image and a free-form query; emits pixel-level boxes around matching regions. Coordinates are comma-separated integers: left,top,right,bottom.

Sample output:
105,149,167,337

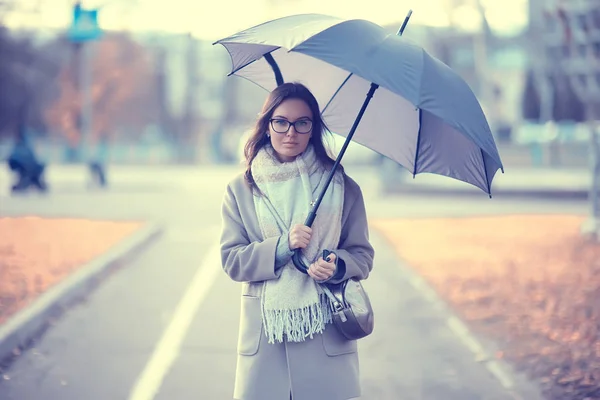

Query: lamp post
67,2,102,165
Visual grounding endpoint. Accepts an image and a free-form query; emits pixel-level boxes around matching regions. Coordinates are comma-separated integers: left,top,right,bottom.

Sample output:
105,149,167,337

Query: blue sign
68,4,102,42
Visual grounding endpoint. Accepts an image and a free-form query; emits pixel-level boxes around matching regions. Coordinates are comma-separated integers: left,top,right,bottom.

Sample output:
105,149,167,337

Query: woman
220,82,375,400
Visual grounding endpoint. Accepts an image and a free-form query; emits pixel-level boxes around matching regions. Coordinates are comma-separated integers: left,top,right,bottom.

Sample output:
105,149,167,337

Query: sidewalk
0,225,541,400
0,166,545,399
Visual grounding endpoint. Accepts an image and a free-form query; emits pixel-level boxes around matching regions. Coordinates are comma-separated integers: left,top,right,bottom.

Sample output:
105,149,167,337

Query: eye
296,120,309,127
273,119,288,127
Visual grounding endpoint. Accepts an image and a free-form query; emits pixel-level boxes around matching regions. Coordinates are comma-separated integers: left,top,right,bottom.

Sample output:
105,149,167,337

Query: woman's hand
308,253,337,281
288,224,312,250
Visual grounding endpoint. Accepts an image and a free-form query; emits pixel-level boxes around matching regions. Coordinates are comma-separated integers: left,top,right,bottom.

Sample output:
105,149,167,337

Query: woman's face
268,98,314,162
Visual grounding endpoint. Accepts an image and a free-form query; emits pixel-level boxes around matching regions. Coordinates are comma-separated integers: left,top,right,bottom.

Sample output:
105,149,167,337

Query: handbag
319,250,374,340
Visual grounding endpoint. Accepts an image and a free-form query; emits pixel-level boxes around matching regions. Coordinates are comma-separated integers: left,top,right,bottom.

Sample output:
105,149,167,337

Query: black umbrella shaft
304,82,380,226
293,82,380,273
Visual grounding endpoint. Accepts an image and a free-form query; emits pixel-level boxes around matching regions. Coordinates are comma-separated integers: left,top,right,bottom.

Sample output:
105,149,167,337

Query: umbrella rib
321,72,353,115
412,108,423,178
481,148,492,198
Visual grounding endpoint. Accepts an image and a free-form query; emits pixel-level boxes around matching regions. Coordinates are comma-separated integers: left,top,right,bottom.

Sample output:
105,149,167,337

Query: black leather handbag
319,250,374,340
320,278,375,340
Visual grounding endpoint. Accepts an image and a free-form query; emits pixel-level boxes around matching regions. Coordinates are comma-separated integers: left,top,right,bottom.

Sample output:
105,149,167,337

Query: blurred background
0,3,599,400
0,0,596,169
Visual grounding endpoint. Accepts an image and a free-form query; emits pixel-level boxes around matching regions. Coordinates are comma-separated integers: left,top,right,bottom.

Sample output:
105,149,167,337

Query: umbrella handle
292,249,309,273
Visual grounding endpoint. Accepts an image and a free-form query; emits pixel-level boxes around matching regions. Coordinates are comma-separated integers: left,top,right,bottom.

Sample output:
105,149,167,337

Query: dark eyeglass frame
269,118,313,134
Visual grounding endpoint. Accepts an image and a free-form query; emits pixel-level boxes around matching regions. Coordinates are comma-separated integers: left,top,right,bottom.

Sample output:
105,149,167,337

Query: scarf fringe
262,293,333,344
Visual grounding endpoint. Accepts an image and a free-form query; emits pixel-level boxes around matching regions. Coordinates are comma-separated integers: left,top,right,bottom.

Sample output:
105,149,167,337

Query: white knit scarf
251,144,345,344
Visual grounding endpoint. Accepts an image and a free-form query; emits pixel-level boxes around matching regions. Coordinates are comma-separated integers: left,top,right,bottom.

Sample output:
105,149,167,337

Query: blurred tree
44,32,159,146
0,26,59,139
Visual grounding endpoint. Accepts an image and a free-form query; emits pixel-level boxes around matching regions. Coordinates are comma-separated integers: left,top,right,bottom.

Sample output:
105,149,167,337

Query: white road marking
486,360,515,389
128,243,222,400
392,245,517,390
446,316,487,358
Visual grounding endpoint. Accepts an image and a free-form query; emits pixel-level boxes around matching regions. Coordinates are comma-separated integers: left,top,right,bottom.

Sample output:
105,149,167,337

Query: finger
291,238,305,249
316,265,332,280
309,264,328,280
316,266,334,279
313,270,328,280
293,224,311,234
308,269,324,281
297,230,312,239
291,233,306,243
299,232,311,241
299,226,312,234
316,258,336,271
319,253,336,264
291,231,306,241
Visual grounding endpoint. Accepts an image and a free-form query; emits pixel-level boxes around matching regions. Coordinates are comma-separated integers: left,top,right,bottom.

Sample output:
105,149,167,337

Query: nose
286,127,298,136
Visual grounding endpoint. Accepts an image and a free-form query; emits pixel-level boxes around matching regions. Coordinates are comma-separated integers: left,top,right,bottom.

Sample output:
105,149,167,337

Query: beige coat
220,172,375,400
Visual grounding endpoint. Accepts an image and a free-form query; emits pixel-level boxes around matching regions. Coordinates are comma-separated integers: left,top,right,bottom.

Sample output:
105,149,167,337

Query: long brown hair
243,82,341,192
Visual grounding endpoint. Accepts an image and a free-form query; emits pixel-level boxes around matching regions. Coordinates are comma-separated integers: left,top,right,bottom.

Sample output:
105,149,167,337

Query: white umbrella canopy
214,13,504,195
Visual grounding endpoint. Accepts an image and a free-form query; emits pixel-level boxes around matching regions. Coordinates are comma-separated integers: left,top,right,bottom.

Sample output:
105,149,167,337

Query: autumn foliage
0,217,142,326
45,33,158,145
373,215,600,400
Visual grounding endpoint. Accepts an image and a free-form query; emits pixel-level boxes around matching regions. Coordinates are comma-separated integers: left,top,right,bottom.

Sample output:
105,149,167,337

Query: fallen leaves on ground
0,216,142,325
372,214,600,400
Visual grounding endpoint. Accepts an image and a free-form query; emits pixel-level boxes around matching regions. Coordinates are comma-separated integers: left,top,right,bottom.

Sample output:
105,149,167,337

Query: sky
4,0,529,40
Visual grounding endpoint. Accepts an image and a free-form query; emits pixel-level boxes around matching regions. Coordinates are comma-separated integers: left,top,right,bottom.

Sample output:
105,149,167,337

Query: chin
286,150,302,157
275,148,302,162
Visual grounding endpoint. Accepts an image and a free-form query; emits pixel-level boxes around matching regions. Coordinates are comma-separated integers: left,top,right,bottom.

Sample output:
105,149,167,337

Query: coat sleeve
220,184,285,283
323,181,374,284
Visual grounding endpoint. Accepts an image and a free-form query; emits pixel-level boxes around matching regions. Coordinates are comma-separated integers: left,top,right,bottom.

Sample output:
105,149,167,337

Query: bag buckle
332,301,344,312
332,301,347,322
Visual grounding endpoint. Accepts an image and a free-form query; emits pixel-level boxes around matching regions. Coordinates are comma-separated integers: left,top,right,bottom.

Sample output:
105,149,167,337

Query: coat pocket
322,323,358,356
237,296,263,356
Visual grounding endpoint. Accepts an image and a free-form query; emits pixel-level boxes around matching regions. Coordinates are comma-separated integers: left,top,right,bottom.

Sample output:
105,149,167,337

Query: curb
385,186,589,200
372,229,546,400
0,221,163,365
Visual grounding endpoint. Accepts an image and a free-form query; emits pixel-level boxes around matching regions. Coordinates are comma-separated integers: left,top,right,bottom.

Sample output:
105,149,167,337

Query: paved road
0,165,586,400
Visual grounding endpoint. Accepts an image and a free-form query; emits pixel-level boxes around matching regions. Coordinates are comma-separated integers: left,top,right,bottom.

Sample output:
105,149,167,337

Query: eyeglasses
269,118,313,134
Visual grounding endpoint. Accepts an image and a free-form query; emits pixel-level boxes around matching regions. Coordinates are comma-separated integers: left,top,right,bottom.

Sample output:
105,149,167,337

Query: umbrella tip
397,9,413,36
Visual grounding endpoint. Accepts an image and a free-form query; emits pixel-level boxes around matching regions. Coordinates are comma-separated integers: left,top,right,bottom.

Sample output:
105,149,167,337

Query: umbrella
214,11,504,273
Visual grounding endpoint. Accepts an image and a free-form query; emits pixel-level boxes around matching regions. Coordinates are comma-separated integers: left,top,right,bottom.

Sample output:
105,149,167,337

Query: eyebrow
272,115,312,120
